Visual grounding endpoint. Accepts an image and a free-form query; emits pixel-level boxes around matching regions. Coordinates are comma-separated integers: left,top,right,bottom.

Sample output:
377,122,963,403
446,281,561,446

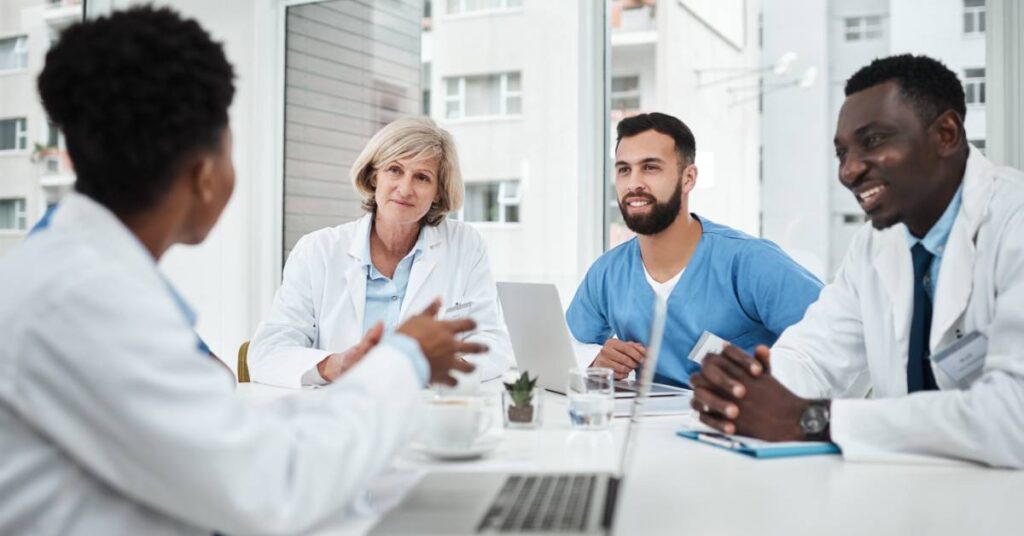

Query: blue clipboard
677,429,840,459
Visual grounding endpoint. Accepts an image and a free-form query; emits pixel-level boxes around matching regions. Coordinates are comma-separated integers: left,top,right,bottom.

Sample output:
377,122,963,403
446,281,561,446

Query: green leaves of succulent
503,371,537,408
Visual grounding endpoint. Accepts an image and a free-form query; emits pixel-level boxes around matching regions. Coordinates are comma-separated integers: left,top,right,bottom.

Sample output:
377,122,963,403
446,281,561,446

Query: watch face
800,405,828,435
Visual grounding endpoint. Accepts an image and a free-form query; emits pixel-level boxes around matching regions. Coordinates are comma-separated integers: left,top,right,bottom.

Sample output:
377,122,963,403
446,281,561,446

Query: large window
459,180,521,223
964,68,986,105
281,0,422,258
446,0,522,16
0,36,28,72
0,199,27,231
0,118,28,152
843,15,883,42
443,72,522,119
963,0,986,36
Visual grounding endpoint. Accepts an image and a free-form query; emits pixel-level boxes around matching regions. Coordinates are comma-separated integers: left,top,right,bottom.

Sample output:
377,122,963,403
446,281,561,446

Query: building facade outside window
611,75,641,112
446,0,521,16
0,199,27,231
458,180,521,223
0,35,28,73
964,67,986,105
0,118,28,152
963,0,986,36
443,72,521,119
843,15,883,41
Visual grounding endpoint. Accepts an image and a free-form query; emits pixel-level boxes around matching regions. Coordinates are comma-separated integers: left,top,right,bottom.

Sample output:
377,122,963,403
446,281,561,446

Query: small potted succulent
502,371,542,429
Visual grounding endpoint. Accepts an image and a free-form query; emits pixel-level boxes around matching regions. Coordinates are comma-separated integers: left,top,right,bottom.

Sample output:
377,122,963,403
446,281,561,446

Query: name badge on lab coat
931,331,988,389
442,301,473,320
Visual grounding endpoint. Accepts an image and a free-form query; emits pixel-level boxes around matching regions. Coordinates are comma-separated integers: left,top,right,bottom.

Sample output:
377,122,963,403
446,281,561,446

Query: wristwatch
799,399,831,441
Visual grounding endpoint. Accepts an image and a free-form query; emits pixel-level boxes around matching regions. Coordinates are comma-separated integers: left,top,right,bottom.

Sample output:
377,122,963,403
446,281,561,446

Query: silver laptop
497,281,689,398
368,299,670,535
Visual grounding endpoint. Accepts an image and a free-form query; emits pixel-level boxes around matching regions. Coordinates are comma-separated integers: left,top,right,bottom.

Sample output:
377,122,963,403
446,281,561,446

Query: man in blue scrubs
566,112,822,387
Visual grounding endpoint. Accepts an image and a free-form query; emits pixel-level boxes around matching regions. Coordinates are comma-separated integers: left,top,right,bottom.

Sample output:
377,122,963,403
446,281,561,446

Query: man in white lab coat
0,7,484,535
691,54,1024,468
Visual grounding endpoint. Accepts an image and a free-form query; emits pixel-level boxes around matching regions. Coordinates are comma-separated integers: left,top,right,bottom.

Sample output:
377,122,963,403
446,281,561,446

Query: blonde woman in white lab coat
0,8,483,534
249,117,514,388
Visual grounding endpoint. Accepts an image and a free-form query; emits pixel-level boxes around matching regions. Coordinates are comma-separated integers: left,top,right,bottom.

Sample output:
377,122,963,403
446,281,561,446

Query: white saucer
412,432,502,461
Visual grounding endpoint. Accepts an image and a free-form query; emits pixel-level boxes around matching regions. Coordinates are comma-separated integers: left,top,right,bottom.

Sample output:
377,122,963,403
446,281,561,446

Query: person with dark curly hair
690,54,1024,468
0,6,484,534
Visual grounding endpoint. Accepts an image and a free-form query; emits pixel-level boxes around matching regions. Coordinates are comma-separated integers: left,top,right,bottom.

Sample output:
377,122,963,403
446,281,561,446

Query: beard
618,179,683,236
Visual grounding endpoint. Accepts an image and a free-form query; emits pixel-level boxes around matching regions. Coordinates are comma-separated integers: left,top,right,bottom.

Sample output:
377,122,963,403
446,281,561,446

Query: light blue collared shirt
904,184,963,300
362,226,429,383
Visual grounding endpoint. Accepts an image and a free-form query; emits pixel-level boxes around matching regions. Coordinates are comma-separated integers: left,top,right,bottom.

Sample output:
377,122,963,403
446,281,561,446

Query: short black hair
38,6,235,216
616,112,696,167
845,54,966,127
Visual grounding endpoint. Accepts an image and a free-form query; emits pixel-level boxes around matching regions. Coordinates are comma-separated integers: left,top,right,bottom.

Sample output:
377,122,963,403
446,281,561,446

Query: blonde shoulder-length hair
351,117,464,226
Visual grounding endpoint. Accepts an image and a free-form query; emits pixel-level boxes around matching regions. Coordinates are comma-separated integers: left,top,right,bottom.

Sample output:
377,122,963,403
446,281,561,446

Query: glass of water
567,367,615,430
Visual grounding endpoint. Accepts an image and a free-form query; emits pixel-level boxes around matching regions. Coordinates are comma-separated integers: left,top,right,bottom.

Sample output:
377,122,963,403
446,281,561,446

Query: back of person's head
38,6,235,217
615,112,697,168
845,54,966,127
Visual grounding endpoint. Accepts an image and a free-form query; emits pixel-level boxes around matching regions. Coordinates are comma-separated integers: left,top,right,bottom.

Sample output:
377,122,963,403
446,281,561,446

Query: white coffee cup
423,396,493,450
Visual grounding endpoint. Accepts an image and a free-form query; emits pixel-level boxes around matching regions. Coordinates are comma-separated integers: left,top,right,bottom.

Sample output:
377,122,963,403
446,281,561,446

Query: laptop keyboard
477,474,596,533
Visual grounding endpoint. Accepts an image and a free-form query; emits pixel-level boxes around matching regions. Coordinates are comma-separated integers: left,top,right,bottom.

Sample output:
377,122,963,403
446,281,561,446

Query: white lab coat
772,148,1024,468
249,213,514,388
0,193,425,535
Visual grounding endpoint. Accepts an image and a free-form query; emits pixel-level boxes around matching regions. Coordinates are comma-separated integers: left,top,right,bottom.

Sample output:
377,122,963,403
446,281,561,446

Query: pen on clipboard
697,432,747,450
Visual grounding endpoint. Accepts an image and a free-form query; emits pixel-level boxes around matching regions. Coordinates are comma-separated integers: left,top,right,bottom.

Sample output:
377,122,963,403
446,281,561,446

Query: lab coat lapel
401,224,440,317
873,227,913,354
345,215,373,331
930,150,992,348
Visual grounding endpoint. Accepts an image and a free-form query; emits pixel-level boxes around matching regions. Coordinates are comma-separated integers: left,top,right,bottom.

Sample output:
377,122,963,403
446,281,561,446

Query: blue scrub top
566,214,823,387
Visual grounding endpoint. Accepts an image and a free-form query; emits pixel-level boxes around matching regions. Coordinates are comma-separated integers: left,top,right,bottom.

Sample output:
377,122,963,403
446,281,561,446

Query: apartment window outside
46,121,60,148
611,75,641,112
0,118,28,152
963,0,986,36
446,0,522,16
0,199,27,231
443,72,521,119
460,180,521,223
843,15,883,42
0,36,28,72
964,67,985,105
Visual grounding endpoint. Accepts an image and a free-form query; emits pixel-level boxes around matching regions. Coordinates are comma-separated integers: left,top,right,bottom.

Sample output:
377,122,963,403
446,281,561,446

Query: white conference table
238,381,1022,536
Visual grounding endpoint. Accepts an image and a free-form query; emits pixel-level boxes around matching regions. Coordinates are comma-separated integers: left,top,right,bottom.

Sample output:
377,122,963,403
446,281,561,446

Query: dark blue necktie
907,243,938,392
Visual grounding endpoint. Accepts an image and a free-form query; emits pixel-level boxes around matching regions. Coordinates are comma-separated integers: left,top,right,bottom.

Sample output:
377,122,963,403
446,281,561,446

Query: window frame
0,35,28,74
442,72,523,120
0,198,28,232
0,117,28,153
445,0,523,18
963,0,986,37
964,67,986,106
454,179,523,224
610,74,641,112
843,15,884,42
